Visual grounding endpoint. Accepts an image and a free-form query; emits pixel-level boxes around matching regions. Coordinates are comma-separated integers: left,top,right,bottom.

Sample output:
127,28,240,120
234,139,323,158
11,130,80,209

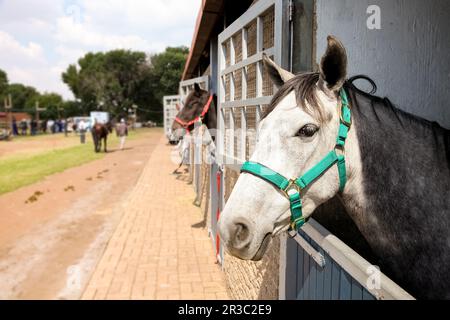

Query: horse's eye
297,124,319,138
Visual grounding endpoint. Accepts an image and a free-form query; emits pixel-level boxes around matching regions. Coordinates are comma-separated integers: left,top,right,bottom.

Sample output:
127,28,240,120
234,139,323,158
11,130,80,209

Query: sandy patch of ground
0,134,83,160
0,128,165,299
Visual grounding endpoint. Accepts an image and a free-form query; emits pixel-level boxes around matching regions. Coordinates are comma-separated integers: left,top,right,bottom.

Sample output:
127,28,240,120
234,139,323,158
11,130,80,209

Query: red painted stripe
216,170,222,260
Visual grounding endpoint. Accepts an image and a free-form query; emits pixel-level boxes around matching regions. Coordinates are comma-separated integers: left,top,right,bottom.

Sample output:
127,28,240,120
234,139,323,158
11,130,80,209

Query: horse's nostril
233,223,250,246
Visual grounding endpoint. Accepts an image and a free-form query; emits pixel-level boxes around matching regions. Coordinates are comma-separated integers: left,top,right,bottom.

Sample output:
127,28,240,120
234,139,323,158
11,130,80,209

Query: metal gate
217,0,283,198
215,0,285,265
163,95,180,142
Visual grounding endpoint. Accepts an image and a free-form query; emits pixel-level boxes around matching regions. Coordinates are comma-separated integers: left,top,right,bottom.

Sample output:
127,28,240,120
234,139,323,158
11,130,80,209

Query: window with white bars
218,0,280,165
163,95,181,136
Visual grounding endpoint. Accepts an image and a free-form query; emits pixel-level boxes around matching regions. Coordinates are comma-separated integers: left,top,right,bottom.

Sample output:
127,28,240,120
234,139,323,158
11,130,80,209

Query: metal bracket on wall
289,231,326,268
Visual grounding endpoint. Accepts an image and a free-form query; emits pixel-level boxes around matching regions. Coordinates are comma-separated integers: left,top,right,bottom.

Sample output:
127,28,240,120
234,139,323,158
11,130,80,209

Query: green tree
62,46,189,123
4,83,40,112
0,69,8,96
137,46,189,122
0,68,79,121
61,65,80,99
62,100,84,118
35,93,64,120
62,50,152,118
150,47,189,100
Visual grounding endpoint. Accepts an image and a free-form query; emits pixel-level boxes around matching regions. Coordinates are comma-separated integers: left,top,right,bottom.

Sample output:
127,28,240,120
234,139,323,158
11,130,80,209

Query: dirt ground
0,133,82,160
0,128,164,299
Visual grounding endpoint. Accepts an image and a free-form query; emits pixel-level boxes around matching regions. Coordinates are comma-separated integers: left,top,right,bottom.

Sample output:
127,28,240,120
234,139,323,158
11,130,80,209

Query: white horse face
218,36,348,260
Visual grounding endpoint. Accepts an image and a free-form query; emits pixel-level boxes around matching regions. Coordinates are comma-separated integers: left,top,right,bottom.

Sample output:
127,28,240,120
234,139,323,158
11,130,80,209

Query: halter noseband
241,88,352,231
175,95,214,133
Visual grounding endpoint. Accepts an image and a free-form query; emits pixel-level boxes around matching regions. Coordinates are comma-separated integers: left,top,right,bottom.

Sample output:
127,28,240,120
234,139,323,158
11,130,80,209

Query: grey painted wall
210,35,219,95
315,0,450,128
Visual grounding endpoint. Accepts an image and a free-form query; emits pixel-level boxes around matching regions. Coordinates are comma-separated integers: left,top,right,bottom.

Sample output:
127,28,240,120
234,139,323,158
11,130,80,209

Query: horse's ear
194,83,201,93
319,36,348,92
263,54,295,88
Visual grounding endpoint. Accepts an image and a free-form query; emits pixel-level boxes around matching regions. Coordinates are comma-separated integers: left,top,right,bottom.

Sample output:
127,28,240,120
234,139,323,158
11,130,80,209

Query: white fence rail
163,95,180,141
217,0,281,166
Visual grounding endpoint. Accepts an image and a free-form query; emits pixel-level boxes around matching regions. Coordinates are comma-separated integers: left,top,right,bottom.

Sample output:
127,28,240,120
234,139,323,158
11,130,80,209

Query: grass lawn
0,128,154,195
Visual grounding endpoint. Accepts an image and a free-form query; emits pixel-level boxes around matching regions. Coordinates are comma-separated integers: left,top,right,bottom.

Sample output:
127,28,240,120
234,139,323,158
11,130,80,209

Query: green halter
241,88,352,231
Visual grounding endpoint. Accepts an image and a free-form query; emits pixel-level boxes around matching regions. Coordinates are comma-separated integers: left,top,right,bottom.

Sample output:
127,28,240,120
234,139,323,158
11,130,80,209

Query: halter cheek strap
241,88,352,231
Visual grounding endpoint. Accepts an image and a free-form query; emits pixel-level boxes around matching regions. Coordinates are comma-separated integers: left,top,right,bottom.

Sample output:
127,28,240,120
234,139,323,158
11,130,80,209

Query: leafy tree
0,69,8,96
4,83,40,111
150,47,189,100
62,50,152,118
62,100,84,118
0,68,81,121
62,46,189,123
137,46,189,122
61,65,80,99
35,93,64,120
0,70,41,113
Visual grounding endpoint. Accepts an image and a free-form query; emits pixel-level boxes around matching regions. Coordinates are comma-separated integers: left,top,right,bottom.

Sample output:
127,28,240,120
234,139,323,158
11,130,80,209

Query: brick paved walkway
82,135,229,300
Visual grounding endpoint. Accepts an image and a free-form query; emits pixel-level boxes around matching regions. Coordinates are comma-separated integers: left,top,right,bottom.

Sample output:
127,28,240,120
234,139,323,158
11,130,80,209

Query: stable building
178,0,450,300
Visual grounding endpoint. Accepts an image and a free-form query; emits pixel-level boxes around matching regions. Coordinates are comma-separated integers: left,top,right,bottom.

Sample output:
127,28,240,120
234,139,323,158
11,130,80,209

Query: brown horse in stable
92,122,113,153
171,83,217,173
171,83,217,140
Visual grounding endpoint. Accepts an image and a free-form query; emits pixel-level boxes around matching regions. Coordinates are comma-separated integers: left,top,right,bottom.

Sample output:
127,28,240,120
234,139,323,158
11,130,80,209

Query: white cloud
54,0,200,53
0,0,200,99
0,30,73,98
0,0,63,23
0,31,45,65
54,45,86,68
54,16,164,53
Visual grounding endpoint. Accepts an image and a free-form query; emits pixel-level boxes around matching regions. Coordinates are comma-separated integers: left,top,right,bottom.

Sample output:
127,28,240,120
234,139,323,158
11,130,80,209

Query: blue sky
0,0,201,99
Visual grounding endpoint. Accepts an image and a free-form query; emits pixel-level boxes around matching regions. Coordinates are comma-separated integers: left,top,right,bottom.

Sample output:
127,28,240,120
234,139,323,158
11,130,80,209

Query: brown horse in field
92,122,113,153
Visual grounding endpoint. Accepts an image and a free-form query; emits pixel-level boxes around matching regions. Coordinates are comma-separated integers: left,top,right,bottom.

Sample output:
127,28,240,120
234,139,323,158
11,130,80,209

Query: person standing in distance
78,119,87,144
116,119,128,150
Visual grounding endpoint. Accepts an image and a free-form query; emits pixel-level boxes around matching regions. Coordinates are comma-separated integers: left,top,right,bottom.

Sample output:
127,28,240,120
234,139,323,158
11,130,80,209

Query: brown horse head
171,83,216,140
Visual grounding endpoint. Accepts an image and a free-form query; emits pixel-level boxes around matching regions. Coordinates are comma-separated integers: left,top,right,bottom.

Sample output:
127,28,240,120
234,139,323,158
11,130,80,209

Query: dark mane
263,72,323,121
265,72,449,136
345,79,450,165
345,79,450,133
